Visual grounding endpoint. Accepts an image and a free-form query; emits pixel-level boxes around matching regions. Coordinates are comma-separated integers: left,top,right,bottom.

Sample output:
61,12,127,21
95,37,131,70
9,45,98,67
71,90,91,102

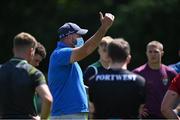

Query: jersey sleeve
29,67,46,88
83,66,96,86
169,74,180,95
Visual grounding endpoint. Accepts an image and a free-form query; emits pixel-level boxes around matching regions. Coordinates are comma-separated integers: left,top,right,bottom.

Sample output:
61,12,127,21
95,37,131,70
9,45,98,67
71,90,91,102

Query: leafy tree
0,0,179,72
113,0,180,69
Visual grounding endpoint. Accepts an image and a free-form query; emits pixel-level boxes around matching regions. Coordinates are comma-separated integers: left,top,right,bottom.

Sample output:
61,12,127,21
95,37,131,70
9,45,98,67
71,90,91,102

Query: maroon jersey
133,64,177,118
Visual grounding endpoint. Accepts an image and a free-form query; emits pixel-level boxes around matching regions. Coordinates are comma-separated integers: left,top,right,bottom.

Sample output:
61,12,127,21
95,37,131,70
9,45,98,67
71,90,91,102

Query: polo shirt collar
57,41,68,48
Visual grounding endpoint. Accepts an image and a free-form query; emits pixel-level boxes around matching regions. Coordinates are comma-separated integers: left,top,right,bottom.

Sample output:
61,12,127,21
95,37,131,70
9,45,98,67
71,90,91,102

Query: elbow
43,94,53,105
47,95,53,104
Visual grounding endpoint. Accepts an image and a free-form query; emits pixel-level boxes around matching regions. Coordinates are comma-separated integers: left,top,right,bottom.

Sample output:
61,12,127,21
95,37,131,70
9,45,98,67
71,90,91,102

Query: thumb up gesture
99,12,115,31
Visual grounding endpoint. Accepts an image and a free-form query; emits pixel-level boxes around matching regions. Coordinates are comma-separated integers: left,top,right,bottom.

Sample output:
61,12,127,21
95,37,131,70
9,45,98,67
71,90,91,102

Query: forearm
72,25,108,62
40,100,52,119
161,90,180,119
82,13,113,56
162,109,179,119
82,25,108,55
70,12,114,63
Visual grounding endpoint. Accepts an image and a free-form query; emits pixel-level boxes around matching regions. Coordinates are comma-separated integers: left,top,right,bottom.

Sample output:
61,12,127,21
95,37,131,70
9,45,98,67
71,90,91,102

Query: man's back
89,68,146,119
0,58,46,119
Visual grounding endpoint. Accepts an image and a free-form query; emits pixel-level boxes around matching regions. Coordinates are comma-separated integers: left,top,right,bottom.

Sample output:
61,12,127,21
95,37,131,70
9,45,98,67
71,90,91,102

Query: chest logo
162,78,169,86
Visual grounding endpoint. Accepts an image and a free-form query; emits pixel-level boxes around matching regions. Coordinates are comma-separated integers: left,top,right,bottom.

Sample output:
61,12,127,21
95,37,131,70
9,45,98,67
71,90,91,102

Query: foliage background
0,0,179,73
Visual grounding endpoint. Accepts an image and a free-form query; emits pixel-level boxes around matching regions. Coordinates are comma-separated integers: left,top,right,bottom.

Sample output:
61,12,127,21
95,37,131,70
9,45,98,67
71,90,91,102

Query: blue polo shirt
48,42,88,116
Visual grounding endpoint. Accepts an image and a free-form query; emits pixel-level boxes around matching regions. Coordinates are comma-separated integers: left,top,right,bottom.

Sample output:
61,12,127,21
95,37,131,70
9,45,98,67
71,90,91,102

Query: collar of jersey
10,57,28,64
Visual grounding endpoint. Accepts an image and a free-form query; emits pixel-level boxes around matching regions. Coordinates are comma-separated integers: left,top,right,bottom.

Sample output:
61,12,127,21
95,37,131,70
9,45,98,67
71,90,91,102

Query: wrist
99,25,108,34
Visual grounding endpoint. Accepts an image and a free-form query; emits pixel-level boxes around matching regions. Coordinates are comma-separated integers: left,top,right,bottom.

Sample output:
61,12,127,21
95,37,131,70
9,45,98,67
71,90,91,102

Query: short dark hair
108,38,130,63
35,42,46,59
13,32,37,50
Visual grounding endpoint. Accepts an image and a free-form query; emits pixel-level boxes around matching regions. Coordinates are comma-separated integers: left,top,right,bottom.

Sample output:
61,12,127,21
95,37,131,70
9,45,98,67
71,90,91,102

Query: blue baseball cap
58,22,88,39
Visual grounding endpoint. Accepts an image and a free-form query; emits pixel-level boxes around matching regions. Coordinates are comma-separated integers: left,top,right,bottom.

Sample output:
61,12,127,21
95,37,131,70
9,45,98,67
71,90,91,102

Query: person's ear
107,55,112,65
127,54,131,64
161,50,164,57
28,47,35,57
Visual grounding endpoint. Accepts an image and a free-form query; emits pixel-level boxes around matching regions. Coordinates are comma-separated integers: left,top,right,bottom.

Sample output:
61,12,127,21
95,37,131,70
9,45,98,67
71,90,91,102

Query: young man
84,36,113,85
30,42,46,67
30,42,47,115
84,36,113,118
88,38,146,119
133,40,177,119
0,32,52,119
48,12,114,119
161,74,180,119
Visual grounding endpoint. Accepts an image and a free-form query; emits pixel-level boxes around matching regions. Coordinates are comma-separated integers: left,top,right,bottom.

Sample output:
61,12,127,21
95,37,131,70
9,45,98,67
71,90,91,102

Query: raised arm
70,12,115,63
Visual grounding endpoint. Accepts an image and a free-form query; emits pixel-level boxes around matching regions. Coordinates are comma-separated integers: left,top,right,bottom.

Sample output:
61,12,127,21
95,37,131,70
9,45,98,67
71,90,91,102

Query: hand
139,104,149,118
32,115,40,120
99,12,115,31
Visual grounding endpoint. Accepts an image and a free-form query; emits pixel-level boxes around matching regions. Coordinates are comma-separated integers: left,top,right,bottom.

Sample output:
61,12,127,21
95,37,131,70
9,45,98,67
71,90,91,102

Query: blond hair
147,40,163,51
101,36,113,44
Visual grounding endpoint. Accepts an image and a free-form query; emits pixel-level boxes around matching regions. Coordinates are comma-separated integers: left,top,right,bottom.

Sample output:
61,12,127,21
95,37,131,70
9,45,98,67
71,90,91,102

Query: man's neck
14,54,29,63
99,59,109,69
110,62,127,70
147,62,161,70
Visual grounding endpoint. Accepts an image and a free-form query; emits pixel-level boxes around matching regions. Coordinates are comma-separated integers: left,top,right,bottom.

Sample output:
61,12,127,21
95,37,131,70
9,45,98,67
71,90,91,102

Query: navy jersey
88,67,146,119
